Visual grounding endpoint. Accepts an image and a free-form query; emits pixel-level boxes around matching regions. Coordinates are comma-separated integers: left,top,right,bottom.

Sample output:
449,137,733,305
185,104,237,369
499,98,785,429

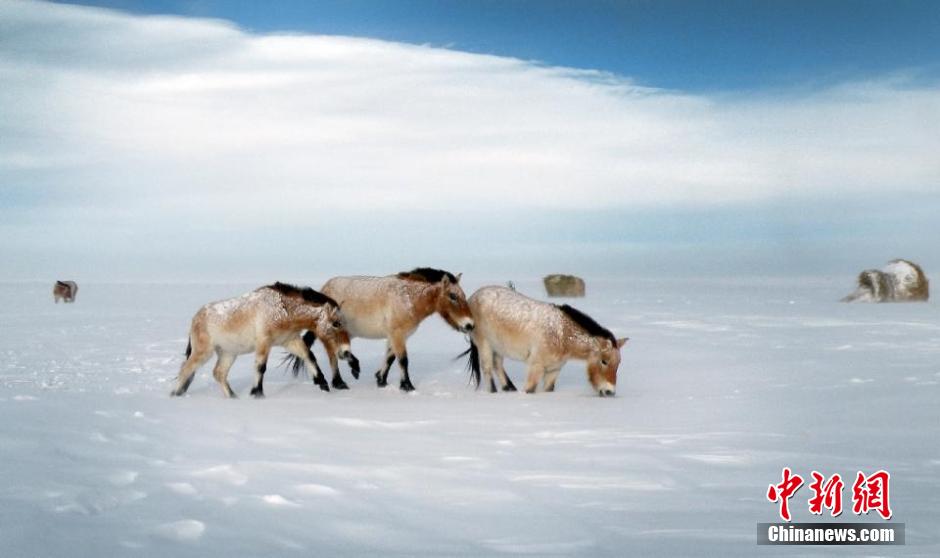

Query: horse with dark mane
171,282,357,398
462,286,627,396
320,268,474,391
53,280,78,303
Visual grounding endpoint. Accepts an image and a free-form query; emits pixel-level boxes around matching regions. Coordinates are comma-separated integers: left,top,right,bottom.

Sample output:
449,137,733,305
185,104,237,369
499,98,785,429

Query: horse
170,282,358,398
53,280,78,303
462,286,628,396
320,268,474,391
841,259,929,302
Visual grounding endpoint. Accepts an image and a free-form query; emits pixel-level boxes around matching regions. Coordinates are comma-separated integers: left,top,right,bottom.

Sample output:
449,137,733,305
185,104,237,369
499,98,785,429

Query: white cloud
1,0,939,224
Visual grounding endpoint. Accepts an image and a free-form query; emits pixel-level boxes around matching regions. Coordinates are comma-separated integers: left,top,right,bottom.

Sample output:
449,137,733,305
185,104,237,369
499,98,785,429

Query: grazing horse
170,282,357,398
53,280,78,303
321,268,474,391
463,286,627,396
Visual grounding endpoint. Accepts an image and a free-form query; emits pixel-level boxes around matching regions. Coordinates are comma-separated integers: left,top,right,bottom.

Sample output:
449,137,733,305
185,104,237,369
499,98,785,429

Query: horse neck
561,320,599,361
282,299,326,331
403,281,440,321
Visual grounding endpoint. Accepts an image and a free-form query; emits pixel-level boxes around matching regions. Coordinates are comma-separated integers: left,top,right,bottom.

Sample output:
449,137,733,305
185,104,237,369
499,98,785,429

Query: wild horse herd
167,268,628,399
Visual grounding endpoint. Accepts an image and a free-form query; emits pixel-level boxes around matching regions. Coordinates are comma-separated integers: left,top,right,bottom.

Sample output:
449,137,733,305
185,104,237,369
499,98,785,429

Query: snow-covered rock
842,259,929,302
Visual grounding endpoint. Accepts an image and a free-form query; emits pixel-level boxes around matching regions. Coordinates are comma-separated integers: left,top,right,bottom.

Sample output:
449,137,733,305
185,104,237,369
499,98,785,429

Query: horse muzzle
599,388,616,397
461,322,475,333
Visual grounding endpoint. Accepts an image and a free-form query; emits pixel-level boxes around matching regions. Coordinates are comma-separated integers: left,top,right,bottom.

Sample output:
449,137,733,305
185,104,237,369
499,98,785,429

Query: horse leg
390,336,415,392
247,342,272,398
327,347,349,390
494,353,517,392
523,362,546,394
375,343,395,387
212,351,238,398
477,338,497,393
542,368,562,392
284,336,330,392
171,339,212,396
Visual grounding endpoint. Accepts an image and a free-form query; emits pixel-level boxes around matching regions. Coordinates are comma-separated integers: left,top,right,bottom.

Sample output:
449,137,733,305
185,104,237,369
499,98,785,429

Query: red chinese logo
767,467,804,521
852,470,892,520
808,471,844,517
767,468,891,521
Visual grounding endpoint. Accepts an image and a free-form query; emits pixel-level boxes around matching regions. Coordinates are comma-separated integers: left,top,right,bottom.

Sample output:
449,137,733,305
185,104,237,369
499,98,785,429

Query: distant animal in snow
171,282,358,398
321,268,474,391
461,286,628,396
841,259,929,303
53,280,78,303
543,274,585,297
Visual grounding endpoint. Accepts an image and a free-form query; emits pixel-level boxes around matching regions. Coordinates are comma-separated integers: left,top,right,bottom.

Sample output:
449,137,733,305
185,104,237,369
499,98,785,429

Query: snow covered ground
1,277,937,556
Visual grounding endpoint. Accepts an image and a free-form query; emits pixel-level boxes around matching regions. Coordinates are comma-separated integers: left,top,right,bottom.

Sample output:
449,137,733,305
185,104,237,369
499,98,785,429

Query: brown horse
170,282,357,398
463,286,627,396
53,280,78,303
321,268,474,391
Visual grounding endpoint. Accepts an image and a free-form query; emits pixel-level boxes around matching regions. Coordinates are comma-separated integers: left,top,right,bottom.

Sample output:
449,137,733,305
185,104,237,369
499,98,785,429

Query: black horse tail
282,331,317,377
456,339,481,389
184,338,192,359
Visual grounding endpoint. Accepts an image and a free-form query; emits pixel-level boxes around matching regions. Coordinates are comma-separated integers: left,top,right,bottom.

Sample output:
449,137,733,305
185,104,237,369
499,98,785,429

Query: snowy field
0,277,938,557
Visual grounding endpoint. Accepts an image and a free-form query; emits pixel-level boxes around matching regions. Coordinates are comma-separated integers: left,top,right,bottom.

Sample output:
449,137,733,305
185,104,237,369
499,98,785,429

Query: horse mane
396,267,457,283
266,282,338,307
56,280,69,287
556,304,617,344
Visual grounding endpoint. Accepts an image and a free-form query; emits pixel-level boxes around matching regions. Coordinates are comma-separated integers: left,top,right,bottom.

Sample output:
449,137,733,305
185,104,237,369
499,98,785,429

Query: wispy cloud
3,0,938,220
1,0,938,281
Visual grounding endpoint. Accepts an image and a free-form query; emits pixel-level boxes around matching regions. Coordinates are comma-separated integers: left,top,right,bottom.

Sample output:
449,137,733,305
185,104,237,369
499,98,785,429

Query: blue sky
2,0,939,282
56,0,940,90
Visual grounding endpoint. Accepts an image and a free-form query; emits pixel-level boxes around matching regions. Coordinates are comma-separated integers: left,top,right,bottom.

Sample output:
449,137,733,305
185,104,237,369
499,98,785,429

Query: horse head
435,273,474,333
315,303,354,362
586,336,628,397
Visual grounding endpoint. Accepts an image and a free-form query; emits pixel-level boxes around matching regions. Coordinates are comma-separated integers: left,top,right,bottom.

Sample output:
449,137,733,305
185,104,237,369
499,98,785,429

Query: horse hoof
314,378,330,392
332,379,349,390
502,384,517,392
250,389,265,399
400,380,416,392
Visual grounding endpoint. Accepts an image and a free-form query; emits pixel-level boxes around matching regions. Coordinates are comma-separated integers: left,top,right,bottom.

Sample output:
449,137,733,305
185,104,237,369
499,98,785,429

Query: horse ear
617,337,629,349
441,274,451,286
456,272,463,282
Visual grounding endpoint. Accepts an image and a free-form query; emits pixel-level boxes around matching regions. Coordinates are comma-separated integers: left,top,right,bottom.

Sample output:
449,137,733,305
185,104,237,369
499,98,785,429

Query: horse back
470,286,563,360
198,292,268,335
322,275,419,338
